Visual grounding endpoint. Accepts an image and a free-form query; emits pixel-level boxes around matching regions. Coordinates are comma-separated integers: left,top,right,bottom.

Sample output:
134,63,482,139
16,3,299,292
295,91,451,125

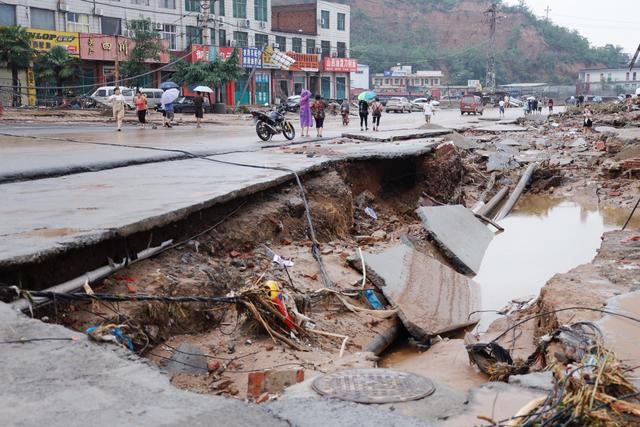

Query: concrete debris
416,205,494,275
487,152,519,172
354,244,481,339
342,128,452,142
247,369,305,399
568,137,588,148
447,132,480,150
508,372,555,391
165,343,208,375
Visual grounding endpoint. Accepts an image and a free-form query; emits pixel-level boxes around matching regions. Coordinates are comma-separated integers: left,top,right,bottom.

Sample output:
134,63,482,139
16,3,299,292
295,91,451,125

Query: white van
138,88,164,109
90,86,135,109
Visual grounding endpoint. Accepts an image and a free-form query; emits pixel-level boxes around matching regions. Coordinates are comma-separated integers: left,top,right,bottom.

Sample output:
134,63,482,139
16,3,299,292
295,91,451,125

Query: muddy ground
42,104,639,415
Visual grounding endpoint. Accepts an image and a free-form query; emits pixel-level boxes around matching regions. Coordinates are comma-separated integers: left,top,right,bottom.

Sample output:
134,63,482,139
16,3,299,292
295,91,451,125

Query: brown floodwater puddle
474,195,640,330
381,195,639,367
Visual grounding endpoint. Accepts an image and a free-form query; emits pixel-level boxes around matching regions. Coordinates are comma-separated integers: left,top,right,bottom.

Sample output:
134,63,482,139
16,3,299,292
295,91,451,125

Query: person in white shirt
423,99,434,124
107,87,126,131
499,99,505,117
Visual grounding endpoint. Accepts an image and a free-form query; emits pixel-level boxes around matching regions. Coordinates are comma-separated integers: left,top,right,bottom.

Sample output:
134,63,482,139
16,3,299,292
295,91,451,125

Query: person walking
498,99,505,117
370,97,384,131
311,95,327,137
548,98,554,114
358,98,369,131
423,98,434,124
193,91,204,128
340,99,350,126
134,90,147,128
532,98,539,115
299,89,312,137
108,87,126,132
583,104,593,134
504,94,510,109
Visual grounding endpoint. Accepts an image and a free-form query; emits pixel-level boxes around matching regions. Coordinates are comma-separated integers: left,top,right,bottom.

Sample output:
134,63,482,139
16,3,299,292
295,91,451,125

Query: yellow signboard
27,28,80,57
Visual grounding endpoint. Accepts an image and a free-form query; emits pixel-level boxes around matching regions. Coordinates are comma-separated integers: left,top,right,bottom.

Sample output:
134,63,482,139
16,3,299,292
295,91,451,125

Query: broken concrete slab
342,128,452,142
354,244,481,339
475,124,528,133
416,205,494,275
165,343,208,375
499,138,528,147
568,137,588,148
508,372,554,391
446,132,480,150
487,152,519,172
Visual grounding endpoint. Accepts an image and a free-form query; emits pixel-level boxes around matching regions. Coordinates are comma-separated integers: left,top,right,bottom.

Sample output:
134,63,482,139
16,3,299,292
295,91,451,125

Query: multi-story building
0,0,353,106
578,67,639,96
371,65,444,99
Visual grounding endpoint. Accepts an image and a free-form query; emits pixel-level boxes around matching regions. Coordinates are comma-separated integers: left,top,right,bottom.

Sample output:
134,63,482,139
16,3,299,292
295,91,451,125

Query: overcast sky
503,0,639,53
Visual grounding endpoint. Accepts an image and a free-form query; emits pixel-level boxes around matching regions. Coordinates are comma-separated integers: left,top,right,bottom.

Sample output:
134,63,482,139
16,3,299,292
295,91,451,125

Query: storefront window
306,39,315,54
0,5,17,26
31,8,55,30
294,76,305,95
321,77,331,99
233,31,248,48
292,38,302,53
67,12,90,33
186,26,203,45
336,77,346,100
254,0,267,22
233,0,247,19
162,24,177,50
255,34,268,49
101,17,121,35
255,73,270,104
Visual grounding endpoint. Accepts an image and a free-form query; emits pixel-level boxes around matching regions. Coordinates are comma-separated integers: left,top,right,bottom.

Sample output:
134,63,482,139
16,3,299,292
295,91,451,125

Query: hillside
348,0,625,85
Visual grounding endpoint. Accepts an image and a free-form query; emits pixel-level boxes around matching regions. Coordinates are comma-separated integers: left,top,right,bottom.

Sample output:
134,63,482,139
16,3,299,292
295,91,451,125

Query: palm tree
0,26,35,106
34,45,81,101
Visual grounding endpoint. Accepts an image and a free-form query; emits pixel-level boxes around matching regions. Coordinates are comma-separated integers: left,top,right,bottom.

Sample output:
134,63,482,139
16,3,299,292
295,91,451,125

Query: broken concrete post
353,245,481,341
477,187,508,218
416,205,494,276
495,163,538,221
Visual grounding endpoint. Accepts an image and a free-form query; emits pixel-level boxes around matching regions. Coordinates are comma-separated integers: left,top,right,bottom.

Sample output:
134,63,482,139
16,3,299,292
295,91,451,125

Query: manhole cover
311,368,436,404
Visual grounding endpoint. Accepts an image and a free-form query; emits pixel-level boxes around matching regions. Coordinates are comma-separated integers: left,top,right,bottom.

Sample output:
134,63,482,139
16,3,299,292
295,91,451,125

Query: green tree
120,18,164,88
33,45,81,98
171,49,242,104
0,26,35,106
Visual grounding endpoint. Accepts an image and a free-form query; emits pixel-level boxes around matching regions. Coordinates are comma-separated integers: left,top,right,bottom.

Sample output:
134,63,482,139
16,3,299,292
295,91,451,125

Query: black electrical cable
0,337,77,344
492,306,640,344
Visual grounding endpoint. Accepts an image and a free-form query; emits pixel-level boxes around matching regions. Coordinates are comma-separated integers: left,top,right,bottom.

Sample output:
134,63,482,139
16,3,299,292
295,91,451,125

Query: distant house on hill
578,67,639,96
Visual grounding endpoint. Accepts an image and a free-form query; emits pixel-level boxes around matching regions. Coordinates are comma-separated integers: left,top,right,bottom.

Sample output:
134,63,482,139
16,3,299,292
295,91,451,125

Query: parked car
169,96,213,113
385,97,413,113
460,95,484,115
90,86,135,109
411,97,440,111
138,88,164,109
283,95,300,112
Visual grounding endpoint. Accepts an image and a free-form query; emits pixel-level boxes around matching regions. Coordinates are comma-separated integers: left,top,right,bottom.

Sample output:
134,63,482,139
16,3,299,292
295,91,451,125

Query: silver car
385,97,413,113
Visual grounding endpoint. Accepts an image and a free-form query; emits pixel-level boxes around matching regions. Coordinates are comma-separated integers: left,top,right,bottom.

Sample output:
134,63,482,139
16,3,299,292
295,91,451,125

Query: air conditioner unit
238,19,250,28
58,2,69,12
153,22,163,31
95,8,104,16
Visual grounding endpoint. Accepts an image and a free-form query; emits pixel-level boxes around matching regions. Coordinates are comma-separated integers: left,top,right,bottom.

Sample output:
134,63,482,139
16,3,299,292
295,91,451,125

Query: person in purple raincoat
299,89,313,137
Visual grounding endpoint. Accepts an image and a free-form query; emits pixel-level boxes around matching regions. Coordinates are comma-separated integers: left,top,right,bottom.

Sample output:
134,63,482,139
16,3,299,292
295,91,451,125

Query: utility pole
115,35,120,86
483,2,497,94
544,6,551,21
202,0,210,45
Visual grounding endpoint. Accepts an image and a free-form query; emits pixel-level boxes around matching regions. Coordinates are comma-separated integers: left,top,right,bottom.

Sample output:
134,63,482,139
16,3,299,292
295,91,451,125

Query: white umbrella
527,96,536,101
193,85,213,93
161,88,180,105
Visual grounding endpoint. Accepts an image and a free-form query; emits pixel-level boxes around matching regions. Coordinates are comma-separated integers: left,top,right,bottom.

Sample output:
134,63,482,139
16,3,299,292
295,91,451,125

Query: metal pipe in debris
622,197,640,231
11,240,173,312
477,187,508,218
363,318,403,355
495,163,538,221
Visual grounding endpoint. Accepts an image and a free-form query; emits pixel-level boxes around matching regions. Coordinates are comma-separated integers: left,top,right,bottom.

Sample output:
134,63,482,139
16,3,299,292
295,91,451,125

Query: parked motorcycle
251,106,296,141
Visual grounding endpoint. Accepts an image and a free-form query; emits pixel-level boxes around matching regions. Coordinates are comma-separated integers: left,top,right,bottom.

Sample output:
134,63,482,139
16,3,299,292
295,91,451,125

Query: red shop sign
323,57,357,73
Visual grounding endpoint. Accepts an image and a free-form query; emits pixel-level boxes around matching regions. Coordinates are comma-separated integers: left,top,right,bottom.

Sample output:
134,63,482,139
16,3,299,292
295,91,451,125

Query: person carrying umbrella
194,92,204,128
160,86,179,129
